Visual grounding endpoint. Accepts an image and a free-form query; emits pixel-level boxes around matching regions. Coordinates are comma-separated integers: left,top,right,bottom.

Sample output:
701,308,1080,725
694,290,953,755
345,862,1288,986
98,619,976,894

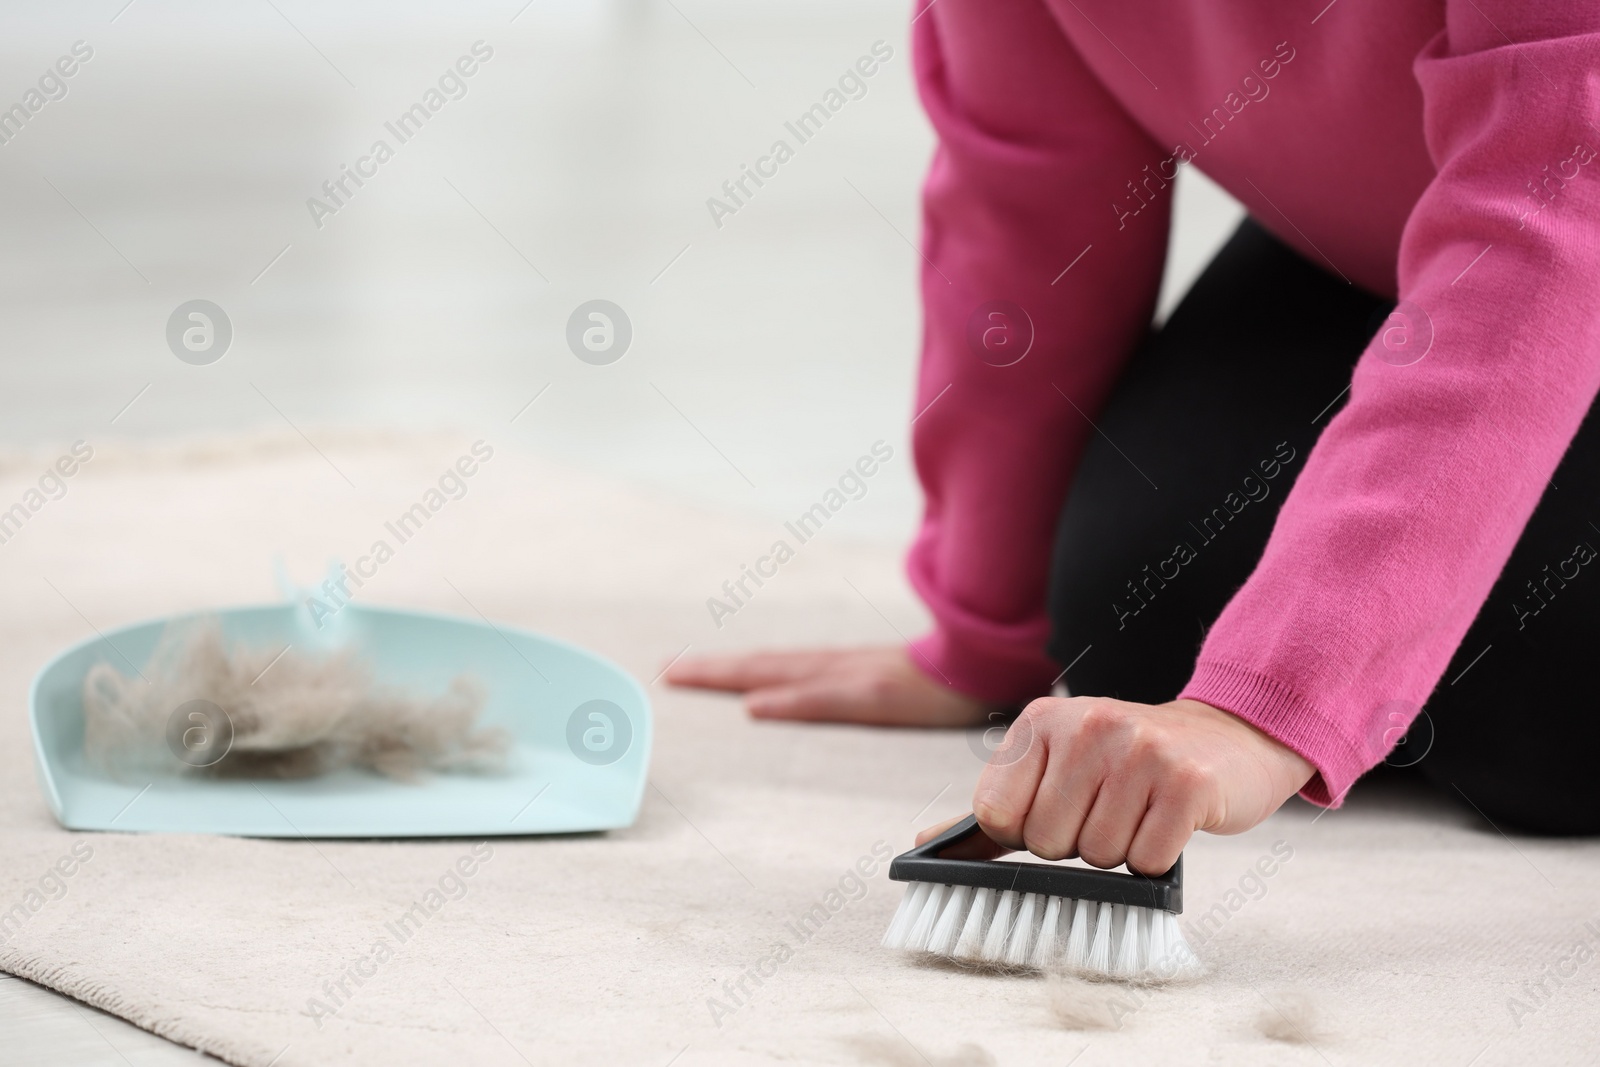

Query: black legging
1046,218,1600,836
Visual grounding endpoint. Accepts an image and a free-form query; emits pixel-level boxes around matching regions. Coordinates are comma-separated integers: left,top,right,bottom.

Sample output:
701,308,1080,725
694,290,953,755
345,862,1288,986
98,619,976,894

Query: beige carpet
0,433,1596,1066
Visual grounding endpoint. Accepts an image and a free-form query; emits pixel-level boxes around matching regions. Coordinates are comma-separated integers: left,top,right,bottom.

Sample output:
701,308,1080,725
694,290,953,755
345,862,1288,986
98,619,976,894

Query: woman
671,0,1600,872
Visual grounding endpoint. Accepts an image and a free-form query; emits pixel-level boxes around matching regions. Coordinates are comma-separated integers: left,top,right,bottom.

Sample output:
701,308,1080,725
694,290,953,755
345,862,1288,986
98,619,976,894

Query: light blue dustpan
28,600,651,838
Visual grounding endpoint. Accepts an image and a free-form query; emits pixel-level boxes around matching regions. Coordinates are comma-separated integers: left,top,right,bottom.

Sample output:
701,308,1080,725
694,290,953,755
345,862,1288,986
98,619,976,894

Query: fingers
971,702,1051,851
1074,774,1153,870
1016,747,1099,862
665,649,856,692
744,678,871,722
973,697,1186,871
673,647,990,727
665,646,991,727
1124,790,1194,876
958,696,1287,873
745,673,973,726
1015,700,1140,860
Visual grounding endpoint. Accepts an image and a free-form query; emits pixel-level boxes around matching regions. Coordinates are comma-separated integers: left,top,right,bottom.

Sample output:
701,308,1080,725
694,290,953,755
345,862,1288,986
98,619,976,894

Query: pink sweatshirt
905,0,1600,805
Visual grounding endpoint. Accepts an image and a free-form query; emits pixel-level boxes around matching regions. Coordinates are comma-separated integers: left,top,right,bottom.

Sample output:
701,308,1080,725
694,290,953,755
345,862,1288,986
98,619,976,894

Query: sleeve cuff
1179,659,1372,808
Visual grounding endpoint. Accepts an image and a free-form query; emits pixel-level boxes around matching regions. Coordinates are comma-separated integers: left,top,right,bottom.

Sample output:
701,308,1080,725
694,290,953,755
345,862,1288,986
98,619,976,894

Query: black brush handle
888,814,1183,914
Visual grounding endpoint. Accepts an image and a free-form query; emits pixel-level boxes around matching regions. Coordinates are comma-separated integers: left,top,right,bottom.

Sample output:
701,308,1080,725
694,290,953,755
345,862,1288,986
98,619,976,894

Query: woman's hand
917,696,1315,874
664,645,993,727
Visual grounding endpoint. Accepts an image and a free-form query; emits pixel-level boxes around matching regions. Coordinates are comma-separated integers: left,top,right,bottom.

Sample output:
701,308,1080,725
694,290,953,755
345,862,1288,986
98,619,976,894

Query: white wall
0,0,1241,540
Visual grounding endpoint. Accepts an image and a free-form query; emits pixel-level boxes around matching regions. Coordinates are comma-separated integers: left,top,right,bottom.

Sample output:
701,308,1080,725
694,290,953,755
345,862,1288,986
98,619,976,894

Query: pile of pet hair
82,618,508,780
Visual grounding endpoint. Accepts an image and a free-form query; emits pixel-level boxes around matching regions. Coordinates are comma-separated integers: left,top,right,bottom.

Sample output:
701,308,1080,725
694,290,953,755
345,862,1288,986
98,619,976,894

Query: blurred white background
0,0,1241,541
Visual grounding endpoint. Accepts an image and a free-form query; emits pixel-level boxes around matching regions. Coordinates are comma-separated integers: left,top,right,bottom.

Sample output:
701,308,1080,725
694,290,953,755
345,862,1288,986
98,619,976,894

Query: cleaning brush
883,814,1202,980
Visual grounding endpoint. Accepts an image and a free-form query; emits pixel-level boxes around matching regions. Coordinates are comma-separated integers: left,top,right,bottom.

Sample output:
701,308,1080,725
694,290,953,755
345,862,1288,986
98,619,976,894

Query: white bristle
1154,911,1204,980
880,884,914,949
1064,898,1092,970
1139,908,1159,972
1002,892,1041,966
1086,901,1115,973
1147,901,1171,967
953,886,995,959
1029,894,1064,969
904,883,948,952
1113,903,1142,977
882,881,931,949
980,890,1019,959
926,884,971,956
884,882,1202,980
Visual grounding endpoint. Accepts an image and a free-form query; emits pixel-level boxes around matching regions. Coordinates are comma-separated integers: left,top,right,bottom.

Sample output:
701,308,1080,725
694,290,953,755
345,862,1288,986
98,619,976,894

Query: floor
0,1,1241,1061
1,975,219,1066
3,437,1597,1067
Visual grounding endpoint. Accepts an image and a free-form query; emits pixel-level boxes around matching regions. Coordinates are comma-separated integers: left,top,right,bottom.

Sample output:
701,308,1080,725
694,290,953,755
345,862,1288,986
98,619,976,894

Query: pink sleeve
905,0,1170,705
1181,5,1600,805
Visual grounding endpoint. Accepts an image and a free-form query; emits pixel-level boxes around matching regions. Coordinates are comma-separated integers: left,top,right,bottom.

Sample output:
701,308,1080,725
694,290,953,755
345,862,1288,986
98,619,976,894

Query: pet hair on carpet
1254,988,1326,1044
